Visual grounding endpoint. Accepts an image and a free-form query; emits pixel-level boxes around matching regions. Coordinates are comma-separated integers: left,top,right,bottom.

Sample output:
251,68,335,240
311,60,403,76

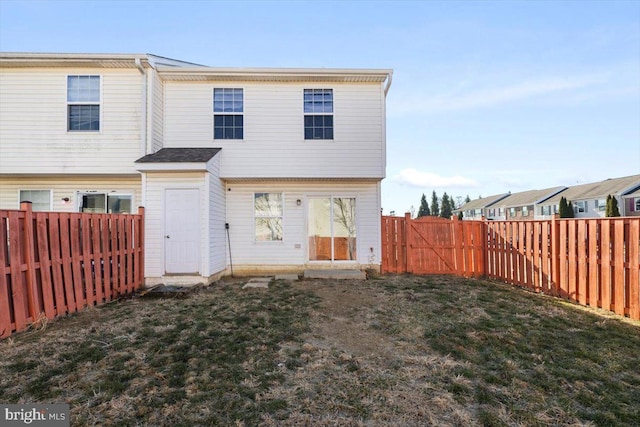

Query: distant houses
456,174,640,220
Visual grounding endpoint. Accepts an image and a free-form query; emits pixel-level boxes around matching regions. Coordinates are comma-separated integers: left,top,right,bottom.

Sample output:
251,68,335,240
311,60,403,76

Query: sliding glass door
308,197,356,262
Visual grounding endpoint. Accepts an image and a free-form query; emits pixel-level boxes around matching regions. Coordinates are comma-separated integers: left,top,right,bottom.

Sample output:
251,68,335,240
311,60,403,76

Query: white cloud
389,73,608,115
391,168,479,189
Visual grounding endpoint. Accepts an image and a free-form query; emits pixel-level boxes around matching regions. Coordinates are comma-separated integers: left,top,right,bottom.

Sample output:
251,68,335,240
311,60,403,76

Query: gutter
384,71,393,96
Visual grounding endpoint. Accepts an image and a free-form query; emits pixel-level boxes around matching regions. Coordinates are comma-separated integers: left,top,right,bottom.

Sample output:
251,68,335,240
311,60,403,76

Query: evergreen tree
566,201,575,218
559,197,571,218
458,211,463,220
441,192,453,218
417,193,430,217
606,195,621,217
465,195,471,204
430,191,440,217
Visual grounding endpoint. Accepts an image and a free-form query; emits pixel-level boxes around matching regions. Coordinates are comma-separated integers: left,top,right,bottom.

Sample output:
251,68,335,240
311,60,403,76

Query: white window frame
213,88,244,140
254,192,284,242
77,192,134,214
522,206,529,217
67,75,101,132
635,198,640,212
596,199,606,212
303,88,334,140
19,189,53,211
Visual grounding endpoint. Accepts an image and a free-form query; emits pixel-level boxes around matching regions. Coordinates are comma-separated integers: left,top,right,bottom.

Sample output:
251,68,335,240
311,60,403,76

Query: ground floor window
308,197,356,261
79,193,132,213
254,192,283,241
19,190,52,211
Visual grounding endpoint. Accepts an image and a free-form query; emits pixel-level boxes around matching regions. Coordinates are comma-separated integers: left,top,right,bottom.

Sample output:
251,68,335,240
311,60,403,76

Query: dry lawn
1,275,639,426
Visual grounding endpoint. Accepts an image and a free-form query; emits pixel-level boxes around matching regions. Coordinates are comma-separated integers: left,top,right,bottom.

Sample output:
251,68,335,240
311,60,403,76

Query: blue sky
1,0,639,214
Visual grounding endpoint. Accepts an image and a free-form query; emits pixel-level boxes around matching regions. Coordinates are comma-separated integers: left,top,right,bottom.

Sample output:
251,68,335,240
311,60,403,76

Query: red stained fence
0,203,145,338
382,214,640,320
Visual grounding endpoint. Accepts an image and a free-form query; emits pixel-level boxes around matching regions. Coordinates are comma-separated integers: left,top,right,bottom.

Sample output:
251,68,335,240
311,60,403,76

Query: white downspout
135,58,147,157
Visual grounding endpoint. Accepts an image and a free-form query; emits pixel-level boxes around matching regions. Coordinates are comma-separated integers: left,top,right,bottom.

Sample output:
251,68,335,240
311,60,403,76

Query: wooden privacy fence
381,214,640,320
0,202,145,338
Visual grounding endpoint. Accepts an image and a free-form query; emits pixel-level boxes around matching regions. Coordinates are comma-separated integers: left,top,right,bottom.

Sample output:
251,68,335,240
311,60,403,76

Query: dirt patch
307,280,397,358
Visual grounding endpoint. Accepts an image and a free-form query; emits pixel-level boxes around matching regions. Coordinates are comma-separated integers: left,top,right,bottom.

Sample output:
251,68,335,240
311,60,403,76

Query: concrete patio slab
303,269,367,280
242,277,273,289
274,274,300,281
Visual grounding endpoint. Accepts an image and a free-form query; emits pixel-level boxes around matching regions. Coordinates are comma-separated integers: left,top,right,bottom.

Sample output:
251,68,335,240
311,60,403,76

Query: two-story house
0,53,392,285
455,193,510,220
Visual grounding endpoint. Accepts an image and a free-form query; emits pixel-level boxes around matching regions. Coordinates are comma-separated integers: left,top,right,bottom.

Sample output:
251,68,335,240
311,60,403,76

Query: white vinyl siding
0,176,141,212
150,69,164,153
225,180,381,268
207,156,227,275
163,82,384,178
0,68,143,174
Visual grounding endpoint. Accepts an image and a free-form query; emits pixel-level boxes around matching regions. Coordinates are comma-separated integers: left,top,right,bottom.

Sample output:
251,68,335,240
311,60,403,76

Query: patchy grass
1,275,639,426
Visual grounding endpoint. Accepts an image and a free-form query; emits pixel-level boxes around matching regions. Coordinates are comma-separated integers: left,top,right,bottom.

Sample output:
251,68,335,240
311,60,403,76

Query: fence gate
406,216,457,274
381,213,485,277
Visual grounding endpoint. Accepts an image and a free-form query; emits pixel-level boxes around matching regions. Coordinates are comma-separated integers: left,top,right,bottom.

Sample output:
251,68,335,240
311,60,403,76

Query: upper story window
19,190,52,211
522,206,529,217
214,88,243,139
574,201,587,213
635,198,640,211
67,76,100,131
509,207,516,217
596,199,606,212
304,89,333,140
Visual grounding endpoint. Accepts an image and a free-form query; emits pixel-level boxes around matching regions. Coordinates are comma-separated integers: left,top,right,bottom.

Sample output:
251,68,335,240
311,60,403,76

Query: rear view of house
0,53,393,285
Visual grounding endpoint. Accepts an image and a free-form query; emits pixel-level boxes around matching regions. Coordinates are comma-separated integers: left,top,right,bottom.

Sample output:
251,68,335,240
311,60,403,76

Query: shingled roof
542,174,640,204
135,148,221,163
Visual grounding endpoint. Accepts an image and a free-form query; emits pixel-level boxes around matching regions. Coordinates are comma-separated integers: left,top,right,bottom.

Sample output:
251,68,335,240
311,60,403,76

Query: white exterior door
165,188,200,274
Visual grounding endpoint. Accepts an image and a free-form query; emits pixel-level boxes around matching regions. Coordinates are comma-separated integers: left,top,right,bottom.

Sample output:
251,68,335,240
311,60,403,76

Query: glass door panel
308,198,331,261
333,198,356,261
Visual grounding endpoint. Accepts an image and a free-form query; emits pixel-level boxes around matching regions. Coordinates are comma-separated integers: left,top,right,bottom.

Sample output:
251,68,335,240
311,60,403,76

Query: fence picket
629,220,639,319
577,220,588,305
588,221,599,309
35,213,55,319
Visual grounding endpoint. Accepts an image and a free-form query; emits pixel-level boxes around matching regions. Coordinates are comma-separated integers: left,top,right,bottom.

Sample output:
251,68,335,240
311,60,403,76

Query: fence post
550,214,560,296
137,206,146,289
20,202,41,323
452,216,462,276
404,212,413,274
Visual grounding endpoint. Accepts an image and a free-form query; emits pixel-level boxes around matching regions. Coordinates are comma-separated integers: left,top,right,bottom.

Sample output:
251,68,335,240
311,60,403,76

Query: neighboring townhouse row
0,52,393,285
456,174,640,220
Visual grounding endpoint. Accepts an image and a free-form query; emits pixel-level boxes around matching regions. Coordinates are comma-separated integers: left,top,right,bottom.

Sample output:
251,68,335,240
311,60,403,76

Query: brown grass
1,275,639,426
